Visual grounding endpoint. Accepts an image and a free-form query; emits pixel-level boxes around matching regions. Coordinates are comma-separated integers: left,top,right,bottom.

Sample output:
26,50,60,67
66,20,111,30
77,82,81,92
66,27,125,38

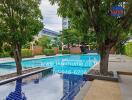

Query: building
30,28,60,51
62,18,69,30
38,28,59,38
126,37,132,43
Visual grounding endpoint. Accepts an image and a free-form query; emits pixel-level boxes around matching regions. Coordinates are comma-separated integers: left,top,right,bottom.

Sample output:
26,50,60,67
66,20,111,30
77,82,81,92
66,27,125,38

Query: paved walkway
0,54,65,64
83,80,122,100
94,54,132,72
91,54,132,100
119,75,132,100
0,55,47,63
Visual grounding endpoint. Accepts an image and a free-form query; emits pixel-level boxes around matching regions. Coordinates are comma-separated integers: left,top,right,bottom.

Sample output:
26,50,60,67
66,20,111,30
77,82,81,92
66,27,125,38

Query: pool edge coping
0,67,53,85
0,54,70,64
0,54,99,64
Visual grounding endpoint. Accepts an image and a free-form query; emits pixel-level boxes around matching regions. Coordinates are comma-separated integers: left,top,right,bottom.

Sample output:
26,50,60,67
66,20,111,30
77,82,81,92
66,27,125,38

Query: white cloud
39,0,62,32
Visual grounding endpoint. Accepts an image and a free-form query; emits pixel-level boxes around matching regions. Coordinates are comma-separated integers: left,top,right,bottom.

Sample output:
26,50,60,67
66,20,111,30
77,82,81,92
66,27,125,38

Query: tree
60,29,83,49
37,36,52,49
81,30,97,46
50,0,132,75
51,37,62,49
0,0,43,75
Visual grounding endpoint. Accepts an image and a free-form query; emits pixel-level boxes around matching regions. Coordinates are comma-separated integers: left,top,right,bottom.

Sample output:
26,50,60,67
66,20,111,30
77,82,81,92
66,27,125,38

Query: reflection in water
6,78,27,100
61,74,86,100
5,73,86,100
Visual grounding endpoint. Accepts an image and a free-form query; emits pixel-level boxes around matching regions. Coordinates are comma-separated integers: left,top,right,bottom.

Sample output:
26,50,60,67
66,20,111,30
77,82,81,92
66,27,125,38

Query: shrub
43,49,55,56
21,49,33,58
0,49,34,58
0,52,10,58
59,50,70,54
123,42,132,57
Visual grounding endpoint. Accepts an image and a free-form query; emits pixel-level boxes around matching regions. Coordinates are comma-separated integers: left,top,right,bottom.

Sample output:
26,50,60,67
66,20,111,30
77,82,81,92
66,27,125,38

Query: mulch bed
88,69,114,77
0,67,44,81
85,69,119,82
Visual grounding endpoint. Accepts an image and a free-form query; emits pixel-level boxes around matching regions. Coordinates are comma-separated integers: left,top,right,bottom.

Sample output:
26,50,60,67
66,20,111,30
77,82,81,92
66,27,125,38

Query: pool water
0,54,100,75
0,73,86,100
0,54,99,100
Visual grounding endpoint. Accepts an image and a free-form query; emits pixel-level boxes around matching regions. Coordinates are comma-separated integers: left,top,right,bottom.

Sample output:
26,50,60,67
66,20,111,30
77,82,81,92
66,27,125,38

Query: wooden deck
83,80,122,100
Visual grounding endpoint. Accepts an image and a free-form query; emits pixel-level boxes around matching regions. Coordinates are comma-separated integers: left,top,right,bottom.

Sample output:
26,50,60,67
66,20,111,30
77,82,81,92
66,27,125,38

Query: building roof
39,28,59,37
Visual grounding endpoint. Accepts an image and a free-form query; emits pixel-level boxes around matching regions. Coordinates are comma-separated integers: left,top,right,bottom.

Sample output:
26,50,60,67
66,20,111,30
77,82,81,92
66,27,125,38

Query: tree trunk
67,43,70,50
13,43,22,75
99,44,111,75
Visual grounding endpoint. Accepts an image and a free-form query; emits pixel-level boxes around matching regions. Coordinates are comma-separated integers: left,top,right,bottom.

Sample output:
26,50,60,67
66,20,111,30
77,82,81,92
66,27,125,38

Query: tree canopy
60,28,97,47
37,36,52,49
0,0,43,47
50,0,132,44
60,29,82,47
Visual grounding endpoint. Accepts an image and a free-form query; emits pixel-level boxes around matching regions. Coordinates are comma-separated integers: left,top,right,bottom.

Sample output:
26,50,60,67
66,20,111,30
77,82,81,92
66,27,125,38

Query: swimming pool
0,55,99,100
0,54,100,75
0,72,86,100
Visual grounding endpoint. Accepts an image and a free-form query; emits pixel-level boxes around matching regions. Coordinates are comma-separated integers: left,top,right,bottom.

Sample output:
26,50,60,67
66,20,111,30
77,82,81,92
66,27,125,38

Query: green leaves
37,36,52,49
50,0,132,46
0,0,43,48
60,29,83,46
124,42,132,57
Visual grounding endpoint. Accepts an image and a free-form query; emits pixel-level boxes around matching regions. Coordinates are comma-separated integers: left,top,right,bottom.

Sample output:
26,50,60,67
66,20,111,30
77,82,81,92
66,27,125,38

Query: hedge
43,49,55,56
59,50,70,54
123,42,132,57
0,49,33,58
0,52,10,58
21,49,33,58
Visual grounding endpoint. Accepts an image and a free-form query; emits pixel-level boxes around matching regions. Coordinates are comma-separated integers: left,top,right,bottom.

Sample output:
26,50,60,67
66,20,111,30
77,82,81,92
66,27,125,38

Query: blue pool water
0,72,86,100
0,54,100,75
0,55,99,100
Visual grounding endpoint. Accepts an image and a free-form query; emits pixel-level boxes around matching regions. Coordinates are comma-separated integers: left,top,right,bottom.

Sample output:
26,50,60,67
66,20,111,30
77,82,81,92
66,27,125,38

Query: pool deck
83,80,122,100
94,54,132,72
83,54,132,100
0,54,64,63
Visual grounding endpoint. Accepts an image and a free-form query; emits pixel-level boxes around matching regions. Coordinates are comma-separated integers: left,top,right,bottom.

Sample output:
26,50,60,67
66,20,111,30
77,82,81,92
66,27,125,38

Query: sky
39,0,62,32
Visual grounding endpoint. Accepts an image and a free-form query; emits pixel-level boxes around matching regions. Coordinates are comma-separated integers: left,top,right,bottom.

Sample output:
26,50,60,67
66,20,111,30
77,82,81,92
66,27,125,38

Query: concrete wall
32,46,43,55
54,47,59,54
70,47,81,54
